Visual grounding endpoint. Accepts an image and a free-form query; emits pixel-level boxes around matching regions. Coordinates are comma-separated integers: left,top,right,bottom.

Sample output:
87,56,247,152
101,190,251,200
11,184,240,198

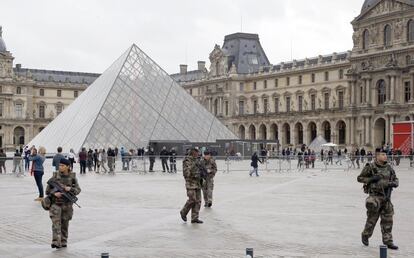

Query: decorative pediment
308,88,317,95
356,0,413,21
209,44,225,63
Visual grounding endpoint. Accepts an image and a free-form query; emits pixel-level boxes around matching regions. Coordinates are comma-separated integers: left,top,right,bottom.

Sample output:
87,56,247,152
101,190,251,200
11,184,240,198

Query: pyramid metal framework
29,45,237,152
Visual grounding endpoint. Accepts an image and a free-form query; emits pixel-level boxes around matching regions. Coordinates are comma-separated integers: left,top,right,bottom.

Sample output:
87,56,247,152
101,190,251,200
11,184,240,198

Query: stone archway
337,120,346,145
282,123,291,145
295,122,304,145
13,126,25,146
322,121,331,142
249,125,256,140
259,124,267,140
270,123,278,141
307,122,317,145
374,118,386,148
238,125,246,140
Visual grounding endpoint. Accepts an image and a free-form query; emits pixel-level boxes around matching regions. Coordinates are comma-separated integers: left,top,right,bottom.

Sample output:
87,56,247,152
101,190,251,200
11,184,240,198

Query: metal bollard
101,253,109,258
246,248,253,258
380,245,387,258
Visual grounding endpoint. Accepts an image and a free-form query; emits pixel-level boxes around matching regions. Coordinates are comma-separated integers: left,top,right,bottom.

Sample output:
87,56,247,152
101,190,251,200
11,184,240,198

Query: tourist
320,149,324,161
160,146,170,172
335,149,343,165
23,145,30,171
107,148,116,173
52,147,65,171
355,148,361,169
297,150,304,169
78,147,87,174
360,148,366,163
99,149,108,173
87,149,93,172
367,151,373,163
29,146,46,201
68,148,76,170
310,150,316,168
0,148,6,174
170,147,177,173
328,149,333,165
249,152,262,177
93,149,99,171
13,149,23,176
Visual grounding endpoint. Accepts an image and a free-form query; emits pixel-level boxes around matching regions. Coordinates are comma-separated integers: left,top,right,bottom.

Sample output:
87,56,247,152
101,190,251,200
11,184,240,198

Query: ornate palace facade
172,0,414,150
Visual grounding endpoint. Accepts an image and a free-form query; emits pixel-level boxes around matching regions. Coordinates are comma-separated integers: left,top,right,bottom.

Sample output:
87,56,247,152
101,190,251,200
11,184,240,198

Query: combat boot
51,244,61,249
361,234,369,246
180,211,187,222
207,202,212,207
387,243,399,250
191,219,203,224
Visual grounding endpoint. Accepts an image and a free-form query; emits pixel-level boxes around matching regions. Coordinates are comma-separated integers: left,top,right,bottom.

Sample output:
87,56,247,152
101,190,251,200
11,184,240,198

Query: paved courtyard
0,159,413,258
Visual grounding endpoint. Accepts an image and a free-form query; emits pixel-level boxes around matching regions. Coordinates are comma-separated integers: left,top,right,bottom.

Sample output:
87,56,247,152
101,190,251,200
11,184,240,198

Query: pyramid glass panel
29,44,237,152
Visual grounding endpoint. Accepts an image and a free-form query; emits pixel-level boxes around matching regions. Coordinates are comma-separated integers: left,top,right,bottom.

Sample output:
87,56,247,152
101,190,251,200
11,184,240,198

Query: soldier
201,151,217,208
180,148,203,224
357,148,399,250
46,158,81,248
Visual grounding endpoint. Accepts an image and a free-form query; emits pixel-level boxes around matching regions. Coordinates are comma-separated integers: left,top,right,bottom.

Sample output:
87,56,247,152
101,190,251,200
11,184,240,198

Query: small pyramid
30,44,236,151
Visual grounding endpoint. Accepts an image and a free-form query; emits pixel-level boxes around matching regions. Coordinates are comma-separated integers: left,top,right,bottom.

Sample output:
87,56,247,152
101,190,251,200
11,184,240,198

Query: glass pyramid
29,44,237,152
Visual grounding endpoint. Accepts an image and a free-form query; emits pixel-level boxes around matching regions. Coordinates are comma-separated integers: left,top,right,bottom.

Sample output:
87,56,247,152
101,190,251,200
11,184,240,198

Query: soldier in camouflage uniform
201,151,217,208
357,148,399,250
180,148,203,224
46,158,81,248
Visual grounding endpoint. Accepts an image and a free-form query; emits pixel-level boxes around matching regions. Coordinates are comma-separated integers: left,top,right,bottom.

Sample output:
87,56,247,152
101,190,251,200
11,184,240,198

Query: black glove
388,182,398,188
370,175,381,183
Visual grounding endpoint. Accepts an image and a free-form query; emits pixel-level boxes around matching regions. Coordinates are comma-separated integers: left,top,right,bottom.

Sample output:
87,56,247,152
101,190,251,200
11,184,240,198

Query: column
353,81,358,105
385,115,390,144
412,73,414,101
348,81,354,106
346,118,352,146
290,123,296,146
390,115,395,145
390,76,395,102
363,79,367,104
362,117,366,144
208,98,212,112
303,123,309,146
366,79,371,105
365,117,370,146
278,125,283,146
219,97,223,115
350,117,355,145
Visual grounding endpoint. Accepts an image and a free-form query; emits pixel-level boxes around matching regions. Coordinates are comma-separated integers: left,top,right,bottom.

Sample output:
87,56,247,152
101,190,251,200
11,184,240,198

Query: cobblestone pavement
0,159,413,258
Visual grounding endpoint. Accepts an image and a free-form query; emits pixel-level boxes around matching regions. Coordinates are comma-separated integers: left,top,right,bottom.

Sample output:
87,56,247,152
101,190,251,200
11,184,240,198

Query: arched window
39,104,45,118
384,25,392,47
16,87,22,94
363,29,369,50
377,80,386,105
408,20,414,42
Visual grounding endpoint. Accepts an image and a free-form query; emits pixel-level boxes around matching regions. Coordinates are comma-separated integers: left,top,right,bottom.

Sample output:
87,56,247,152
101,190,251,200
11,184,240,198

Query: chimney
180,64,188,74
197,61,206,70
16,64,22,70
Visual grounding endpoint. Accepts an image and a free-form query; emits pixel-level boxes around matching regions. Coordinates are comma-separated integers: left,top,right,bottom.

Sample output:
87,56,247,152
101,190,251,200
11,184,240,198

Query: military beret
191,148,199,152
204,150,211,155
59,158,71,166
375,148,386,154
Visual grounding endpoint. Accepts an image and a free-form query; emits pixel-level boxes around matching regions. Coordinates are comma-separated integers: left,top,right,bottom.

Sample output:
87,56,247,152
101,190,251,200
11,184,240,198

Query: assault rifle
385,168,396,202
48,181,81,208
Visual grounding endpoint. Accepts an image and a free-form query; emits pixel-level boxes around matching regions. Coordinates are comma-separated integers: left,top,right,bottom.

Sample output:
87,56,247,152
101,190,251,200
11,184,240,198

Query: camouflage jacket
357,161,398,196
201,158,217,179
46,172,81,205
183,156,201,189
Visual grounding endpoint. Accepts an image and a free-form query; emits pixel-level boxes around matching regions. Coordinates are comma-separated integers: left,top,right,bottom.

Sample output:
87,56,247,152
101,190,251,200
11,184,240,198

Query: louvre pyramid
29,44,237,152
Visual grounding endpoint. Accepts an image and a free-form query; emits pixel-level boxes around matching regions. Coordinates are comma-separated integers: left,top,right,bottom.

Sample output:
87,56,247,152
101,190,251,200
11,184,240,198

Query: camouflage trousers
202,177,214,205
49,203,74,246
181,188,201,221
362,195,394,244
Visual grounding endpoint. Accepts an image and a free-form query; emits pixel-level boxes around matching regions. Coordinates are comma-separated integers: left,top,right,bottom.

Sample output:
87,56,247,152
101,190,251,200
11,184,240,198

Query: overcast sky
2,0,363,74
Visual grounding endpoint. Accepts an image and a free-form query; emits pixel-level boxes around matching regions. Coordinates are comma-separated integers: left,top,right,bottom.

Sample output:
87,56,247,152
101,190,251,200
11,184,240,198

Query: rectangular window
324,93,329,110
253,100,258,114
0,86,2,94
56,105,63,115
40,89,44,96
253,82,257,90
338,91,344,110
360,86,363,103
311,73,315,83
274,98,279,113
339,69,344,79
239,101,244,115
189,89,193,95
298,75,302,85
74,90,78,98
264,80,267,89
0,102,3,117
405,81,411,103
15,103,23,118
325,71,329,81
286,97,291,112
275,79,278,87
286,77,290,86
311,94,316,111
16,87,22,94
39,105,45,118
298,96,303,112
225,101,229,116
239,82,244,92
57,90,62,97
263,98,268,114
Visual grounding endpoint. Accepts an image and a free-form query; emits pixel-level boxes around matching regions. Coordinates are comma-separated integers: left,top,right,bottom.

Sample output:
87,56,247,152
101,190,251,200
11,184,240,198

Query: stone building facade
172,0,414,150
0,27,99,151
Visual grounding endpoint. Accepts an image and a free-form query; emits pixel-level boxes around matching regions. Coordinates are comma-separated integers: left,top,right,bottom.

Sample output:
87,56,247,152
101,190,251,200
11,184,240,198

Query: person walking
0,148,6,174
87,149,93,172
107,148,116,173
23,146,30,171
201,151,217,208
45,158,81,249
169,147,177,173
93,149,99,172
52,147,65,172
180,148,203,224
357,148,399,250
100,149,108,173
148,148,155,172
13,149,23,176
30,147,46,201
249,152,262,177
78,148,87,175
160,146,170,172
68,149,76,170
